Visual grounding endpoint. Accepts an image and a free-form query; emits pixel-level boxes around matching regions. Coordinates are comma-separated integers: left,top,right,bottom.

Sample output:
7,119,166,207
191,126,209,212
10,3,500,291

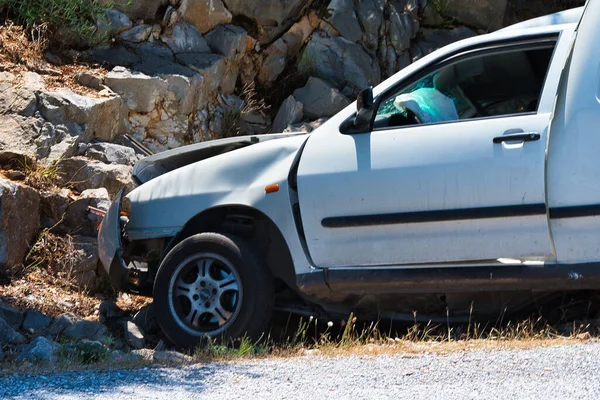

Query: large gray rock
49,312,81,336
65,188,110,237
0,116,40,165
56,157,134,197
299,32,381,95
69,235,102,290
97,8,133,38
0,73,37,117
120,24,153,43
22,310,53,331
133,303,160,335
124,321,146,349
176,52,226,94
62,320,107,341
38,90,128,143
113,0,164,21
205,25,248,93
0,178,41,273
327,0,362,42
0,317,26,344
0,301,24,330
39,189,69,229
441,0,508,31
272,95,303,132
293,77,350,119
161,22,211,54
357,0,384,49
17,336,60,364
221,0,307,44
84,142,137,165
389,1,419,54
179,0,233,33
411,27,476,61
105,67,168,113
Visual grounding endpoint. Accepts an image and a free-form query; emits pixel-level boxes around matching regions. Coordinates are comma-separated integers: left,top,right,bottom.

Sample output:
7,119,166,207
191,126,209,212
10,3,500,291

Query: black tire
153,232,274,349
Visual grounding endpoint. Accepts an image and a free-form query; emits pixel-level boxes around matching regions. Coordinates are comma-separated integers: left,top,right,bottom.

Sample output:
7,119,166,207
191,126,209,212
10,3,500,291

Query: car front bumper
98,188,131,291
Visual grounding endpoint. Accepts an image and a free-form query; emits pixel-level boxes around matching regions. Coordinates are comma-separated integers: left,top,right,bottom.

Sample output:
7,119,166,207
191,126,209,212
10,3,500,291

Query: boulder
37,90,128,143
179,0,233,33
64,189,110,237
56,157,134,197
176,53,226,94
0,178,41,273
293,77,350,119
440,0,508,31
133,303,161,335
327,0,362,42
99,300,126,324
62,320,107,341
389,1,419,54
272,95,303,132
16,336,60,364
0,116,40,165
113,0,164,21
220,0,307,44
161,22,211,54
0,301,24,330
85,45,142,68
124,320,146,349
69,235,102,289
48,312,81,336
105,67,168,113
0,80,37,117
299,32,381,95
21,310,53,331
154,350,193,364
76,73,104,91
39,189,69,230
120,24,153,43
0,317,26,344
357,0,384,49
205,25,248,93
84,142,137,166
97,8,133,38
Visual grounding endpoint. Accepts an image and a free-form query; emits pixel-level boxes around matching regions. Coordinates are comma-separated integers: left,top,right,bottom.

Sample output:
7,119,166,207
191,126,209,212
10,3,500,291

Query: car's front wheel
153,232,274,349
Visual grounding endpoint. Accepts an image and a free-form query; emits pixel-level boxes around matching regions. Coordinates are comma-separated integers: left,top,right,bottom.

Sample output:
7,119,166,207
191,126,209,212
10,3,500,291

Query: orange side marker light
265,184,280,194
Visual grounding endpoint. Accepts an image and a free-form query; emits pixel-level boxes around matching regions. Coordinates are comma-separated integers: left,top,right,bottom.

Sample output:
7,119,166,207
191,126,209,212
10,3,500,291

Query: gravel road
2,342,600,399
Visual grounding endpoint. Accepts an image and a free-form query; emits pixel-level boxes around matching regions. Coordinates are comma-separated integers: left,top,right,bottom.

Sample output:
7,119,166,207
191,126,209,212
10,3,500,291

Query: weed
0,0,112,45
16,157,62,191
220,82,270,137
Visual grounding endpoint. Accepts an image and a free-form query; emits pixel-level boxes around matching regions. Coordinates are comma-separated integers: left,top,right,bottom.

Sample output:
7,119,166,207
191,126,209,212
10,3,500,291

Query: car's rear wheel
153,232,274,349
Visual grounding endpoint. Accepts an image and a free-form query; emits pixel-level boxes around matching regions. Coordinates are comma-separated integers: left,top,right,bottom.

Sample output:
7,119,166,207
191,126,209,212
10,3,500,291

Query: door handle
493,132,540,144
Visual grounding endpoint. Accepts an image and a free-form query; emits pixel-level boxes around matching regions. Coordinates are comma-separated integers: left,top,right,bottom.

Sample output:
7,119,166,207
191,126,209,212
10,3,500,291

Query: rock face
0,178,41,273
294,77,350,119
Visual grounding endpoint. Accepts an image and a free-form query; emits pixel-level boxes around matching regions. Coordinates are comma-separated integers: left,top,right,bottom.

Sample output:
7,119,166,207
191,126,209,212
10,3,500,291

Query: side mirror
339,86,376,134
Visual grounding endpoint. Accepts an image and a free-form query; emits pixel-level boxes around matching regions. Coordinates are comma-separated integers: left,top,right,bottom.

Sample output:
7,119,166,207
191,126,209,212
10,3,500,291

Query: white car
99,2,600,348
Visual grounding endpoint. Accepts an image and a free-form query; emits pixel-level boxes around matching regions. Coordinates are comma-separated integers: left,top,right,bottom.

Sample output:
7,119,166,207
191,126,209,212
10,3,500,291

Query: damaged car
99,3,600,348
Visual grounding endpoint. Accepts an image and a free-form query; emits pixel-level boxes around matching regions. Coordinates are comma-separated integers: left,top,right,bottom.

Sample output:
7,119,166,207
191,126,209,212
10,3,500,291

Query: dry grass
0,22,107,97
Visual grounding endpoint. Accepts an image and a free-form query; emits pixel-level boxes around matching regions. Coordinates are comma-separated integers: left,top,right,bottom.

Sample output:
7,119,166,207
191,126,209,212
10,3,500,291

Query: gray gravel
2,342,600,399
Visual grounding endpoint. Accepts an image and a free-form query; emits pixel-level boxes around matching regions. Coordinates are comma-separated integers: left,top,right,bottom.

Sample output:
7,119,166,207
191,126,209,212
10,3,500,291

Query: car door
297,31,573,268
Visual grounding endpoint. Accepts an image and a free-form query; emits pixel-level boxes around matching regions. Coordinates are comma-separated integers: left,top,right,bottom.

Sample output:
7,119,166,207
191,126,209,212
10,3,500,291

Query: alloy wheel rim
168,253,243,336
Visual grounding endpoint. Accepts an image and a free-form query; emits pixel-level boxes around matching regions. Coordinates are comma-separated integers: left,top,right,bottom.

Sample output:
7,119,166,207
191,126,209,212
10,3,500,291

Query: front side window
374,45,556,129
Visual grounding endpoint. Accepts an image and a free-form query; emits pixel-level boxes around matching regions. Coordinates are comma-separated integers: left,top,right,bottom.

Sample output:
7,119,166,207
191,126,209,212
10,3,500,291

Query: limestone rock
64,189,110,236
49,312,81,336
0,301,24,330
327,0,362,42
299,32,381,95
0,116,40,165
97,8,133,38
17,336,60,364
0,178,41,273
179,0,233,33
272,95,303,132
357,0,384,49
84,142,138,166
62,320,107,341
22,310,53,331
161,22,211,54
56,157,134,197
124,320,146,349
105,67,168,114
294,77,350,119
0,317,26,344
40,189,69,229
70,235,102,290
37,90,127,143
221,0,307,44
120,24,153,43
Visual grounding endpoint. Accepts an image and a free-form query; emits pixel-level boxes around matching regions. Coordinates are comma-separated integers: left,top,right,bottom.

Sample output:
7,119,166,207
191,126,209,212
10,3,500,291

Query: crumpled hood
132,132,307,184
125,133,309,237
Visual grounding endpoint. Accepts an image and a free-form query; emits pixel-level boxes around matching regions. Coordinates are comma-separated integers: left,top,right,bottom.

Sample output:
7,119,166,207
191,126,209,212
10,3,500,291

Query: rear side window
375,45,556,129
